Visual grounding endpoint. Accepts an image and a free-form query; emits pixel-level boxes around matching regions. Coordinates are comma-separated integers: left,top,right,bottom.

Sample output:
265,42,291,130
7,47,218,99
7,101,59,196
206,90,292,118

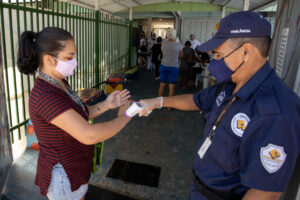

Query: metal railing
0,0,131,143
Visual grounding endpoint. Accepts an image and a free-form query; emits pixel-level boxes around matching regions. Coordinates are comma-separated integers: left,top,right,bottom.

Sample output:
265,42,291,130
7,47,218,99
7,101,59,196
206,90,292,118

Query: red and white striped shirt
29,77,94,196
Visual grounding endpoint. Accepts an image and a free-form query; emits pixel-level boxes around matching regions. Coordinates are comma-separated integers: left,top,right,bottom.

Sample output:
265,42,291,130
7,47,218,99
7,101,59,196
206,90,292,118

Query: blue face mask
208,46,245,83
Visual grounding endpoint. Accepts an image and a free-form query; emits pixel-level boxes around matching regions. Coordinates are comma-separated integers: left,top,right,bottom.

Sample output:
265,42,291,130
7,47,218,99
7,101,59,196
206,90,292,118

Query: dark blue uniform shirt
192,61,300,199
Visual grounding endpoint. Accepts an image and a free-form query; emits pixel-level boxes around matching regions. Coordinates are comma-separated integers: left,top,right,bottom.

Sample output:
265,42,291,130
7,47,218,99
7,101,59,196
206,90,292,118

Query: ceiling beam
68,0,112,14
223,0,231,7
67,0,94,8
171,11,181,18
250,0,277,11
131,0,142,6
124,2,239,12
112,0,130,9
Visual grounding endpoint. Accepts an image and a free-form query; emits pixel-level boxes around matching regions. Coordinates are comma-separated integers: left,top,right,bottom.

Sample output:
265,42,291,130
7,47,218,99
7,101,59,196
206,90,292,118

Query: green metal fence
0,0,131,143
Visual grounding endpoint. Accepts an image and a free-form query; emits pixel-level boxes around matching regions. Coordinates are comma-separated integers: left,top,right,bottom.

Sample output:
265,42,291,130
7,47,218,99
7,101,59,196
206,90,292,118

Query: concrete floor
1,69,206,200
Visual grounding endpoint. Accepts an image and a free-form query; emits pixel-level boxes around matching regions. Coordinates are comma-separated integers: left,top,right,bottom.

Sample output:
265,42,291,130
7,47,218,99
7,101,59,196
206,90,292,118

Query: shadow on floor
86,184,141,200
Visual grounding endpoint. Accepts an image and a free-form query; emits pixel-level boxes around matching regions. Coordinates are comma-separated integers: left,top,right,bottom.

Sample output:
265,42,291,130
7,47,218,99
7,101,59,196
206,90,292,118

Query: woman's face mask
53,57,77,77
208,45,245,83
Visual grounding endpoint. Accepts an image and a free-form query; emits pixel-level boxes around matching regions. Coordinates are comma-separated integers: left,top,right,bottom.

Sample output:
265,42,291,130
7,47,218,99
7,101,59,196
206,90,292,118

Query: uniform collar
234,61,273,101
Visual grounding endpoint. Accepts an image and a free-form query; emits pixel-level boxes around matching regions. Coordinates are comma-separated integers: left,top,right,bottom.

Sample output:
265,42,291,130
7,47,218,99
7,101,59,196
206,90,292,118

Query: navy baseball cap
196,11,271,52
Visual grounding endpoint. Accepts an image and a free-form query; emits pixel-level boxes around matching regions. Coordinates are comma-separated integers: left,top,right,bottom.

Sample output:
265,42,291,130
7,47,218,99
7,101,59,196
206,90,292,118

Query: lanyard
208,96,237,139
198,96,237,159
39,72,88,117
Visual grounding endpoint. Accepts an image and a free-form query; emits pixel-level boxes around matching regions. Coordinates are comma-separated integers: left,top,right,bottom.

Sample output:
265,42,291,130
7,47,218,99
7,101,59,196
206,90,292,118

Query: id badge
197,137,212,159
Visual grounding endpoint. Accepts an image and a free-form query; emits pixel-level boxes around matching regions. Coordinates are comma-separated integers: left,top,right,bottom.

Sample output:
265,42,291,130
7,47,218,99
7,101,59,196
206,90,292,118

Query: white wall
180,18,220,44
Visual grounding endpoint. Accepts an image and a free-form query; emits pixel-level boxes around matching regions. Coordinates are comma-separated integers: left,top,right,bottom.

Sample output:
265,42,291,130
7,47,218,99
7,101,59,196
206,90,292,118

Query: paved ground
2,69,206,200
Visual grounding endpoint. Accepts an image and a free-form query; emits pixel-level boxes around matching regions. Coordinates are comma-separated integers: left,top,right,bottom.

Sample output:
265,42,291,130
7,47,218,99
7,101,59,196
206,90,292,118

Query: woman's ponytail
17,31,40,75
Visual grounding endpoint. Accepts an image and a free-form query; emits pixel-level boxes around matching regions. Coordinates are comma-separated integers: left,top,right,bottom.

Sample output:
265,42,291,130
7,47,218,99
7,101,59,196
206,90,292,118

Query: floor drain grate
107,159,161,187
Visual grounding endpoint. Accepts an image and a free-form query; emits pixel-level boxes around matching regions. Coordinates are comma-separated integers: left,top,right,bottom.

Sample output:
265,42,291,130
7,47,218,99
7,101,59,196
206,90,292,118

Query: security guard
138,11,300,200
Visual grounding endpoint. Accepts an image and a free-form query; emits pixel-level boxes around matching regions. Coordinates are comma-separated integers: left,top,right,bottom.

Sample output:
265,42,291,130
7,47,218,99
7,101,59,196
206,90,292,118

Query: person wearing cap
138,11,300,200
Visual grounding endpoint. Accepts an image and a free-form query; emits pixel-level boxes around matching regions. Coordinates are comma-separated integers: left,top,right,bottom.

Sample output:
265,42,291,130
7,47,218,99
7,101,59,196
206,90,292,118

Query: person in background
179,41,199,89
192,48,211,83
138,31,147,67
189,34,201,50
17,27,132,200
159,28,183,104
138,11,300,200
195,49,211,64
148,33,156,50
151,36,163,80
147,33,156,70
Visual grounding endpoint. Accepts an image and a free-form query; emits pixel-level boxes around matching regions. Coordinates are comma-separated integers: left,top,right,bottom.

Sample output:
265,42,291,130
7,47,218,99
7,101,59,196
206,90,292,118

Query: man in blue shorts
159,28,183,98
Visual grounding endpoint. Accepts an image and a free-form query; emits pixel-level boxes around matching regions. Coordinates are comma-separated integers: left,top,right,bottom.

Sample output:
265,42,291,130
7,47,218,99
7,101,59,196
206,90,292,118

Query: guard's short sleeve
193,84,219,114
240,115,300,192
37,90,73,123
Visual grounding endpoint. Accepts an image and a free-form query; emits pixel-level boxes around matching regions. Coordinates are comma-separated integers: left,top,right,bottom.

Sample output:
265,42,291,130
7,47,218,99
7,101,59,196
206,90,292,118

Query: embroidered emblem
216,91,226,107
231,113,250,137
260,144,286,173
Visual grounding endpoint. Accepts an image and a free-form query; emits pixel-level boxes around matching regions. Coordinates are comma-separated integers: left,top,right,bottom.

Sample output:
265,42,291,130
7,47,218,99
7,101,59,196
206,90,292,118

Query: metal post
222,6,226,18
94,1,100,87
128,7,132,67
243,0,250,11
148,16,152,38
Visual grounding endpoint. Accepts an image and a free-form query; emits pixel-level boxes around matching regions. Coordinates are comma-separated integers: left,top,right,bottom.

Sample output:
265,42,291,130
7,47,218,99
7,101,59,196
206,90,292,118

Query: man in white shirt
189,34,201,50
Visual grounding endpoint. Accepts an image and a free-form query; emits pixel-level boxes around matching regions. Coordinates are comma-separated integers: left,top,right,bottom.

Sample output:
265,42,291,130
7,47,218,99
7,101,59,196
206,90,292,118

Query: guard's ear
242,43,252,62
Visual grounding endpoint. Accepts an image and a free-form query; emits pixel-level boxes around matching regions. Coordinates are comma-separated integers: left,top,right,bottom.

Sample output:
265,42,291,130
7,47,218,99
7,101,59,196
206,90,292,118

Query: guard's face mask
208,45,245,83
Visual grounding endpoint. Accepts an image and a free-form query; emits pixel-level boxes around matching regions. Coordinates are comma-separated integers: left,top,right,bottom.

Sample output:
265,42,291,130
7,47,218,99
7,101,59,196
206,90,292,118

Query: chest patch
260,144,286,173
216,91,226,107
230,113,250,137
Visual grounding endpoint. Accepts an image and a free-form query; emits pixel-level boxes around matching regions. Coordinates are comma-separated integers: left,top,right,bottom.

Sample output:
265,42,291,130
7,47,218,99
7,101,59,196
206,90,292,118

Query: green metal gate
0,0,131,144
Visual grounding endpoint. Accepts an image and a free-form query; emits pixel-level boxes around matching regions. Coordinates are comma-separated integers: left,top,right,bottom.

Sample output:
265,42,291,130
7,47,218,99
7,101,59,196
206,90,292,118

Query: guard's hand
118,100,132,117
138,97,163,117
105,89,131,110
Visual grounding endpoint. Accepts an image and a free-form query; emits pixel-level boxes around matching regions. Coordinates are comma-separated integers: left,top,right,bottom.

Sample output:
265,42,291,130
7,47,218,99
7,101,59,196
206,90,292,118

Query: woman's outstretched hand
105,89,131,110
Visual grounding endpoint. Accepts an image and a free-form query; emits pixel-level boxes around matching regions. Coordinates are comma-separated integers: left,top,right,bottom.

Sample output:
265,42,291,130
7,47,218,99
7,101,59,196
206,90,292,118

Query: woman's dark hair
157,37,162,43
185,41,191,46
17,27,73,75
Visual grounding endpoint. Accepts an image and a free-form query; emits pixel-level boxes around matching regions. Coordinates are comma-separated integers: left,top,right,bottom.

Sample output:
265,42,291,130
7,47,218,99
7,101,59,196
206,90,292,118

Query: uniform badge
231,113,250,137
260,144,286,173
216,91,226,107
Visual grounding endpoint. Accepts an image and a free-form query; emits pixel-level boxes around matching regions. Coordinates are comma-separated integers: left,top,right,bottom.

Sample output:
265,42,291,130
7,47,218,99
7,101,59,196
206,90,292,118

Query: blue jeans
47,163,88,200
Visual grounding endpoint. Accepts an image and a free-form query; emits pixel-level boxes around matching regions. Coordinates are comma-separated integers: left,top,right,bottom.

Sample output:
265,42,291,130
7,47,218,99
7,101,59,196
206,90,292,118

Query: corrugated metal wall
269,0,300,92
180,18,220,44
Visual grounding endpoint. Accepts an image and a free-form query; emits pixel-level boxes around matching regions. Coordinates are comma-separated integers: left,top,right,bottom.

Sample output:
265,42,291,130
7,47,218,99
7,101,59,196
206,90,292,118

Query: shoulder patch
231,113,250,137
260,144,286,173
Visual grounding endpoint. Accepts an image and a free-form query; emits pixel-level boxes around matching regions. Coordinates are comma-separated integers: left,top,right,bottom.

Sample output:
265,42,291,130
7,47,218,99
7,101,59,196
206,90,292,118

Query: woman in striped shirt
17,27,132,200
